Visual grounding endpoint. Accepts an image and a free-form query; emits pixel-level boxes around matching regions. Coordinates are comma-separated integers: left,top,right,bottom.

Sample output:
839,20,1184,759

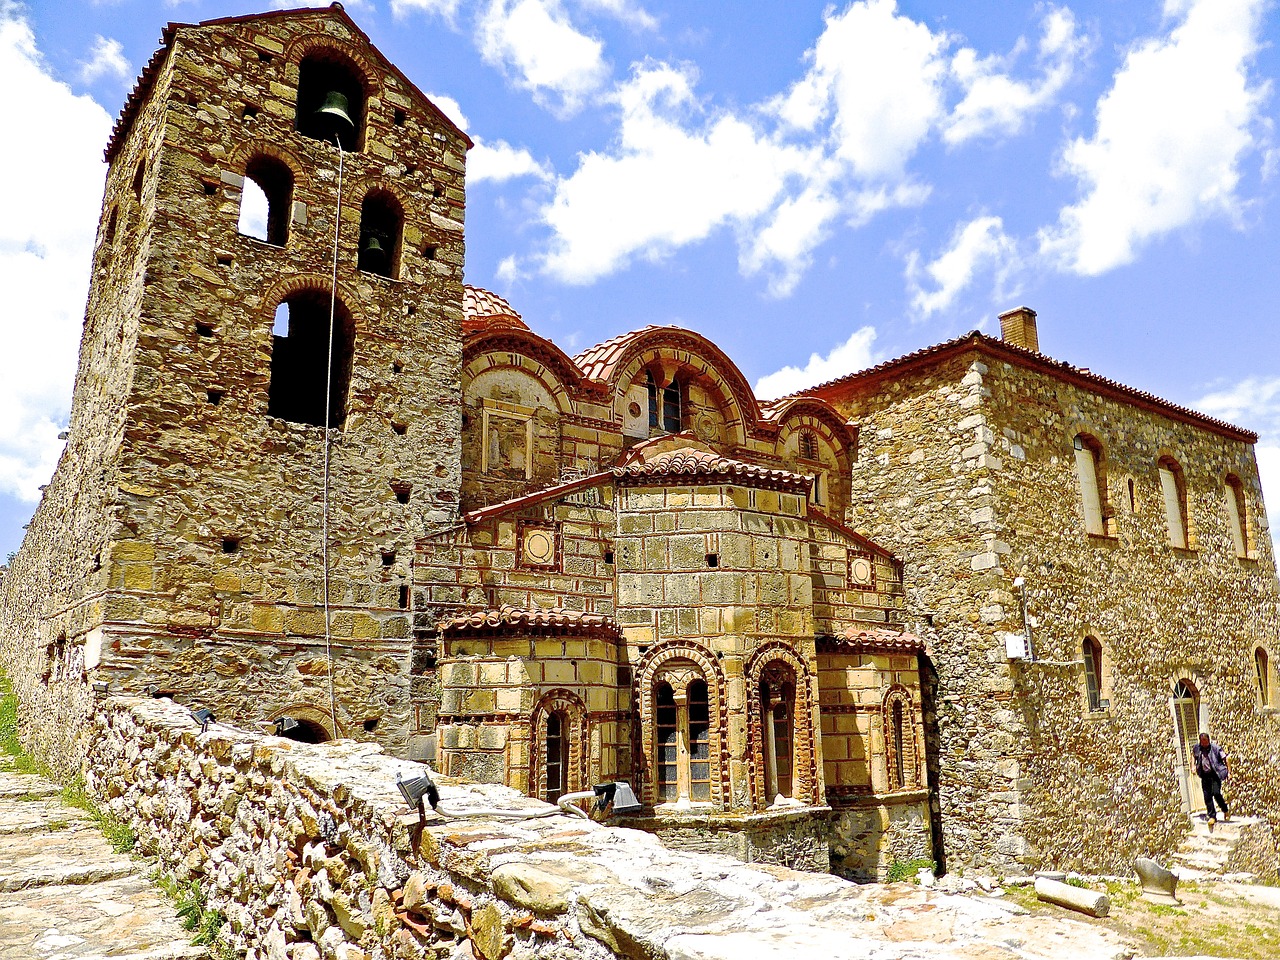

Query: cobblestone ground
0,754,203,960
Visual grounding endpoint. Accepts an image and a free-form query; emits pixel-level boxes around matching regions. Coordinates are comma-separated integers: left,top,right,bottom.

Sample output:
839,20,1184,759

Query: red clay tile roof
801,331,1256,444
573,326,664,382
104,5,472,164
462,286,528,335
818,629,925,653
612,446,814,494
436,605,620,638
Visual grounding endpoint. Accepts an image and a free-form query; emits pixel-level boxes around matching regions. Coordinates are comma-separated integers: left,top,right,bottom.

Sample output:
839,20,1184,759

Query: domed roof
462,285,528,335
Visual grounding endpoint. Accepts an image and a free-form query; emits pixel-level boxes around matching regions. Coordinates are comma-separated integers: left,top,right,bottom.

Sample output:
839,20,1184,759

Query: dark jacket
1192,741,1229,781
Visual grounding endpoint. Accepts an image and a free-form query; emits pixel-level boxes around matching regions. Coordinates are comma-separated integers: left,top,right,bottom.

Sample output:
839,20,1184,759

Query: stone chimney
998,306,1039,353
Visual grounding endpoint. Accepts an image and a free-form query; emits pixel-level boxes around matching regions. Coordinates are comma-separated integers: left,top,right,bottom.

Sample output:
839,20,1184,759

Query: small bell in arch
313,90,356,147
359,231,388,273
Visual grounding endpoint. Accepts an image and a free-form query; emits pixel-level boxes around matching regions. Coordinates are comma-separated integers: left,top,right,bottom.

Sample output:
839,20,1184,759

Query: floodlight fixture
592,781,643,816
273,716,301,738
397,770,439,826
190,707,215,733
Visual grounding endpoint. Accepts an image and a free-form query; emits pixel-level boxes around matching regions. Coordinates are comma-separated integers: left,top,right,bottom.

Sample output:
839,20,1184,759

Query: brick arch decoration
269,701,339,740
607,334,760,448
349,176,421,224
260,273,360,330
462,341,579,417
745,642,819,810
228,139,307,182
633,641,728,808
284,35,382,99
881,684,922,792
529,689,589,802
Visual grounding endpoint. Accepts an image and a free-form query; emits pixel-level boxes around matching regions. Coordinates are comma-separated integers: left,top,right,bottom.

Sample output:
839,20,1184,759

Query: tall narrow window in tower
891,700,905,789
1073,433,1109,536
132,158,146,200
544,711,566,803
1083,637,1104,712
688,680,711,802
358,190,403,278
1225,474,1249,558
238,156,293,246
662,378,682,433
798,431,819,461
268,290,356,428
760,665,795,801
655,683,677,802
1255,648,1270,708
295,52,366,151
1158,457,1189,549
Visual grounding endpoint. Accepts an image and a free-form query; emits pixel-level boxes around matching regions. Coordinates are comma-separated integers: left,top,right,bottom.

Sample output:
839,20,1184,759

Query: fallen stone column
1034,877,1110,917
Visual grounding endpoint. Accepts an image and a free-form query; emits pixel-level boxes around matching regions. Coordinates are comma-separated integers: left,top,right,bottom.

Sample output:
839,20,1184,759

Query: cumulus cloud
908,215,1018,317
774,0,948,179
534,1,1077,297
470,138,551,183
78,35,129,85
945,7,1086,145
477,0,609,114
754,326,879,400
1039,0,1269,275
1196,377,1280,557
425,91,470,130
540,61,818,283
0,8,111,501
576,0,658,32
391,0,464,23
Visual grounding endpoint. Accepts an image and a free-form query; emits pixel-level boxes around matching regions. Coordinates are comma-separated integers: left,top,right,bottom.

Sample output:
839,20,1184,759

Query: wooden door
1171,680,1205,814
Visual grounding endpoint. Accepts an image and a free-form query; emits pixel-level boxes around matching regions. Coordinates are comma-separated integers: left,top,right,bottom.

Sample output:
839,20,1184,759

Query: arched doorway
1171,679,1205,814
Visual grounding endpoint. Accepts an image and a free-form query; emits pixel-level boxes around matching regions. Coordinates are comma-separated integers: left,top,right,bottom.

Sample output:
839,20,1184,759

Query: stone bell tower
62,5,469,747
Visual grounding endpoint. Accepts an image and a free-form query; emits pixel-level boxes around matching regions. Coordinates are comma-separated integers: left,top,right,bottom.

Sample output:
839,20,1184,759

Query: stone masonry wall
83,695,1098,960
72,10,467,750
983,354,1280,873
827,351,1026,873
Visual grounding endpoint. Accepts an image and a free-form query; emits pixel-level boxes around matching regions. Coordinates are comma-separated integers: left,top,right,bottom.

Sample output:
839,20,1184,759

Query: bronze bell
360,233,385,258
313,90,356,144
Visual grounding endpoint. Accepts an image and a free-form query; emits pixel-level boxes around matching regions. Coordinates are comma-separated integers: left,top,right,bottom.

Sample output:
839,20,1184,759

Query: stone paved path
0,755,204,960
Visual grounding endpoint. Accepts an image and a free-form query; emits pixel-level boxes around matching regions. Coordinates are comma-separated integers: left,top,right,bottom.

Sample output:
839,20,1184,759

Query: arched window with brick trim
238,154,293,246
268,288,355,428
882,687,920,792
530,691,587,804
759,662,796,801
649,662,712,804
1083,637,1105,712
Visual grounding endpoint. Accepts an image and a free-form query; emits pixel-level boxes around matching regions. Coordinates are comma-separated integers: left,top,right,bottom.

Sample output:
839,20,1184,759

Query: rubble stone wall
84,695,1040,960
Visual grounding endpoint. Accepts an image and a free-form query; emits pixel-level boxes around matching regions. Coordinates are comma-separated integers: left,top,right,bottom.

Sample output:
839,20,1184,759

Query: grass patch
886,857,935,883
0,672,46,776
60,777,136,854
152,871,232,958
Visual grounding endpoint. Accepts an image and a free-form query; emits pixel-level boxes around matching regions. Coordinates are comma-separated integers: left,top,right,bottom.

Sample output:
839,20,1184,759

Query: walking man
1192,732,1230,824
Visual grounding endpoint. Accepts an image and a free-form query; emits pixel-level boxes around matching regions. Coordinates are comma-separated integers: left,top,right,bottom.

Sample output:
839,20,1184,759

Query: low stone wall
829,794,933,881
1224,819,1280,880
80,697,1147,960
633,806,831,872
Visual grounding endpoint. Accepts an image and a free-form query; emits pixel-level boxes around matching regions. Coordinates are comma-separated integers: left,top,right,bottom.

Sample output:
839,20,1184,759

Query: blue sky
2,0,1278,560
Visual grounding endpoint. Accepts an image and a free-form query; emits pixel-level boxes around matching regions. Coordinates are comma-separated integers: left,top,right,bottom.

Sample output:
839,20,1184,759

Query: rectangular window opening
206,389,224,405
242,104,259,120
705,553,719,568
603,550,614,565
221,537,240,554
392,421,408,436
393,108,407,126
381,550,396,567
216,254,233,267
195,321,215,338
398,584,410,610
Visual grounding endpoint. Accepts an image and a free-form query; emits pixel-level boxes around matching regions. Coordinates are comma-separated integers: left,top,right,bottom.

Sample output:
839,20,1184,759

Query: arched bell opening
238,155,294,246
268,289,356,428
357,189,403,279
295,52,367,151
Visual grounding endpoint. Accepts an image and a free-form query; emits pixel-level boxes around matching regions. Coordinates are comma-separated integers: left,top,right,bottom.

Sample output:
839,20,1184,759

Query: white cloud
426,91,470,131
775,0,948,179
476,0,609,114
391,0,463,23
1196,377,1280,559
540,61,817,283
908,215,1017,317
78,35,129,85
945,7,1086,145
1039,0,1269,275
0,8,111,501
576,0,657,32
470,138,551,183
754,327,879,400
495,254,522,285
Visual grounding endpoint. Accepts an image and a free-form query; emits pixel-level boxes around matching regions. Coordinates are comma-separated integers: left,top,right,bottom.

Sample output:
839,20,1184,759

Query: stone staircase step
0,772,61,800
0,797,94,836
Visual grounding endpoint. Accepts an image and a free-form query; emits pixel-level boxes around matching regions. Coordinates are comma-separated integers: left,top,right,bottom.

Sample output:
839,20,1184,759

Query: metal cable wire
322,139,343,735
